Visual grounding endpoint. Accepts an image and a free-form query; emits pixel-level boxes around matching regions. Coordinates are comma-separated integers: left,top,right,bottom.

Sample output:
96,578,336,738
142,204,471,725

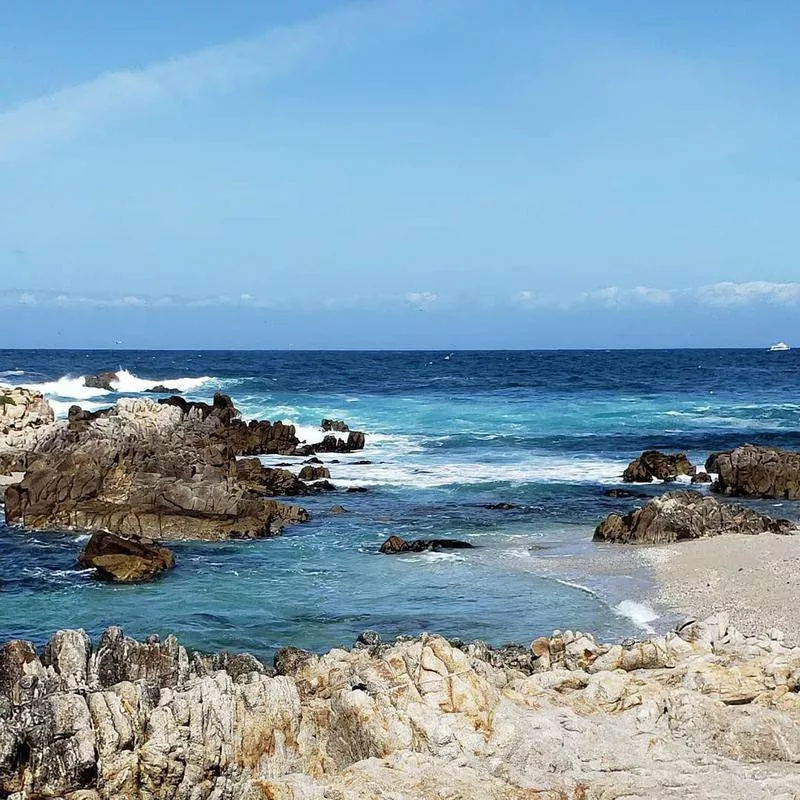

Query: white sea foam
614,600,658,633
22,376,110,399
110,369,213,394
21,370,214,401
0,369,24,376
328,452,626,489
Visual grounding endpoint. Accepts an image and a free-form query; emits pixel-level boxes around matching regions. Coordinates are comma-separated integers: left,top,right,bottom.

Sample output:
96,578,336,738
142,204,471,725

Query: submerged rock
378,535,474,554
708,444,800,499
623,450,696,483
593,489,794,544
481,502,518,510
78,531,175,582
1,614,799,799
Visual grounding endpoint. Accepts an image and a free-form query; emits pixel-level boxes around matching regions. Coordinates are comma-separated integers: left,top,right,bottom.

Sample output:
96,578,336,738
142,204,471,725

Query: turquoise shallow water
2,349,800,657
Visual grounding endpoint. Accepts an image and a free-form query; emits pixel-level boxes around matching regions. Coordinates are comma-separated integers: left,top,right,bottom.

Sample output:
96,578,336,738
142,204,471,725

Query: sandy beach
643,533,800,644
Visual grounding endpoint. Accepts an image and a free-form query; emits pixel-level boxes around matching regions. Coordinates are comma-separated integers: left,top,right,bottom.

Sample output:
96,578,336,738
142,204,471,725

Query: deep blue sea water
2,349,800,658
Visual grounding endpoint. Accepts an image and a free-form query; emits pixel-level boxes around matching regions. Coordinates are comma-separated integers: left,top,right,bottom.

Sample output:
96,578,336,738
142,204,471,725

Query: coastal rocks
622,450,695,483
83,371,118,391
691,471,712,484
2,615,800,799
3,396,309,540
0,387,54,435
378,535,474,554
321,418,349,432
593,490,794,544
708,444,800,499
298,465,331,481
145,384,182,394
77,532,176,582
312,431,366,453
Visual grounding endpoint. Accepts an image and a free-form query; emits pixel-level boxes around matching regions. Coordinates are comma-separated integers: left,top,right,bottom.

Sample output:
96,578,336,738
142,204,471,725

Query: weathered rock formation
78,531,176,582
1,614,799,799
379,535,474,553
3,395,309,540
594,489,794,544
708,444,800,499
0,387,55,469
623,450,696,482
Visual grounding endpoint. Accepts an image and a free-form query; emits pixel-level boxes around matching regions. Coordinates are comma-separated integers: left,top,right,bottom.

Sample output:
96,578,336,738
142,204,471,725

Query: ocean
2,348,799,658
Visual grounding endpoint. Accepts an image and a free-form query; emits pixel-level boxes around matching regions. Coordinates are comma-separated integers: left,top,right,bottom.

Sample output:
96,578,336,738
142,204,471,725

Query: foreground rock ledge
594,489,794,544
1,614,798,799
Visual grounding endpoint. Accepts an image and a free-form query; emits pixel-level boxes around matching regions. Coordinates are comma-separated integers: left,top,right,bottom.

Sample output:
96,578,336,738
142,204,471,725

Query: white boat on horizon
769,341,791,352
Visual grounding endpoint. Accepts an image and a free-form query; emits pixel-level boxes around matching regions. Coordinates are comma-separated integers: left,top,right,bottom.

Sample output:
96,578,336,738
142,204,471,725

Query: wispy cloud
514,281,800,310
0,0,458,161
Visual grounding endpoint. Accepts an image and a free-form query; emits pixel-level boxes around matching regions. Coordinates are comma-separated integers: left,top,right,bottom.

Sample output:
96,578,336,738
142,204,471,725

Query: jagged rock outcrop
708,444,800,499
594,489,794,544
78,531,176,582
3,396,309,540
379,535,474,554
1,614,799,799
622,450,696,482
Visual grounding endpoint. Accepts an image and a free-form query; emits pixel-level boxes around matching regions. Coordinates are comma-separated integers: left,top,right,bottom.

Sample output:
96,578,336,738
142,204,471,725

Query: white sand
642,533,800,644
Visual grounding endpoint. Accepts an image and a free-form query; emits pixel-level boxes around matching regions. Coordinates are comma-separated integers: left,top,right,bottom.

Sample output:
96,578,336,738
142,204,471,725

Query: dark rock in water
298,465,330,481
352,459,373,465
603,488,637,498
346,486,369,493
273,646,314,676
330,505,349,514
84,370,118,391
321,418,350,433
623,451,695,483
593,490,793,544
481,502,518,510
78,531,176,582
145,384,182,394
347,430,366,451
379,535,474,554
691,471,712,484
235,459,310,496
304,456,323,464
708,445,800,499
310,480,336,492
312,431,367,454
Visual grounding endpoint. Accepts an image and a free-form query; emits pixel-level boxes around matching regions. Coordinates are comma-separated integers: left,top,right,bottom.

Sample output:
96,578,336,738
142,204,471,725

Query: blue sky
2,0,799,348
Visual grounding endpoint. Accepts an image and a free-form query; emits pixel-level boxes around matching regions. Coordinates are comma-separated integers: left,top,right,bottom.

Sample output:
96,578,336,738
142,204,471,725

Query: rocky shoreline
4,387,800,796
1,613,799,799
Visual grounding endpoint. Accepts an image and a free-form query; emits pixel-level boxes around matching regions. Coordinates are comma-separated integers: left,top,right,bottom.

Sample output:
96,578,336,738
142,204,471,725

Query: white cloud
0,0,458,161
405,291,439,310
513,281,800,311
691,281,800,306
